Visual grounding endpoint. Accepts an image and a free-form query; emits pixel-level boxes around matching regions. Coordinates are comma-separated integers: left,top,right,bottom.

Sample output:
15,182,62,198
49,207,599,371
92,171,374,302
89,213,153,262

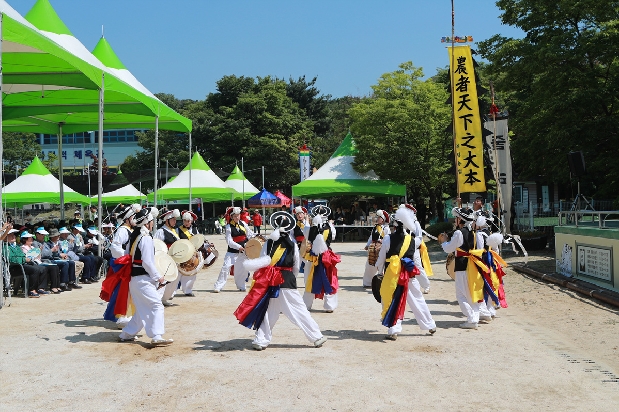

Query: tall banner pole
153,115,159,208
0,13,3,223
450,0,460,206
189,132,192,209
97,74,104,254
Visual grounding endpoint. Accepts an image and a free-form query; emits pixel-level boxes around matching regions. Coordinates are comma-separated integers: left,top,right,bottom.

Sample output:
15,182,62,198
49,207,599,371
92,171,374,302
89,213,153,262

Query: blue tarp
248,188,281,208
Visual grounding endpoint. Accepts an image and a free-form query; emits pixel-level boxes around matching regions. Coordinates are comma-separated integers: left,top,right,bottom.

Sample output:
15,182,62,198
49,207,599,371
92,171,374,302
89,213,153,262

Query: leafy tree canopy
349,62,452,217
478,0,619,198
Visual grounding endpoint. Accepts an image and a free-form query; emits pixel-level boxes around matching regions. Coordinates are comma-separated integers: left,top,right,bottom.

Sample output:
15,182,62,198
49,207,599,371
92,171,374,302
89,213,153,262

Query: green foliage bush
425,221,453,237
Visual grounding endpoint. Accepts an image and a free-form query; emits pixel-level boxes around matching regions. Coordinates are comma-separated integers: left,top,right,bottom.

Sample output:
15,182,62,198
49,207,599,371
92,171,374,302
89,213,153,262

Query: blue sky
11,0,523,101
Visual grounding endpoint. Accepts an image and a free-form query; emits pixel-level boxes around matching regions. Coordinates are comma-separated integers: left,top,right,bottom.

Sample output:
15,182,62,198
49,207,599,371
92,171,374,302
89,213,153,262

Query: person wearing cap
475,216,508,318
118,207,173,346
42,228,82,291
302,205,340,313
251,209,263,235
110,204,141,259
234,211,327,350
154,209,180,247
177,210,201,296
20,230,62,294
84,226,106,276
400,205,433,295
292,206,309,249
74,210,83,224
154,209,181,304
375,205,436,340
34,227,76,292
363,209,391,288
438,208,488,329
213,206,256,292
62,225,96,284
3,227,50,297
240,208,251,225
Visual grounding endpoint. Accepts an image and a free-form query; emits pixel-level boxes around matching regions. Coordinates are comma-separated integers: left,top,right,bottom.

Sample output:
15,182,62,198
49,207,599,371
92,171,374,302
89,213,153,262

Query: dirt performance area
1,236,619,411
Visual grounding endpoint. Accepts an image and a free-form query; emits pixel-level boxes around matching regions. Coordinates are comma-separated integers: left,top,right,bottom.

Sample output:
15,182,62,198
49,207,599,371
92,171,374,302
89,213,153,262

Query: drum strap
180,226,193,239
165,225,180,240
130,233,145,266
375,224,384,238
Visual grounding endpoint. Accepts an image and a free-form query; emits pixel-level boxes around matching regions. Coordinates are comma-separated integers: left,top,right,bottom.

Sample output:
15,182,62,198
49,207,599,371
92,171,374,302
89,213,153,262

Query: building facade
39,130,144,173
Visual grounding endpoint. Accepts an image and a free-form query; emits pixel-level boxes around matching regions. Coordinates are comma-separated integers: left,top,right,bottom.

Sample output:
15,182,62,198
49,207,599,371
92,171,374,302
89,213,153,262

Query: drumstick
422,230,438,241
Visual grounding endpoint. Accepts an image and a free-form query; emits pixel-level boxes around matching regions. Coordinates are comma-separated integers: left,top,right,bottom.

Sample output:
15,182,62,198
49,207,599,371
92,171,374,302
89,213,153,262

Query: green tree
2,132,42,174
478,0,619,199
349,62,452,220
193,75,314,190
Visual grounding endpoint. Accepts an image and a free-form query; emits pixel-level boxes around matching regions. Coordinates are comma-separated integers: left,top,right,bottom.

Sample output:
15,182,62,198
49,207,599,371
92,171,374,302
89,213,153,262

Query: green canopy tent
2,156,89,206
1,0,192,223
0,0,111,218
148,152,235,204
292,132,406,198
93,184,146,206
224,165,260,201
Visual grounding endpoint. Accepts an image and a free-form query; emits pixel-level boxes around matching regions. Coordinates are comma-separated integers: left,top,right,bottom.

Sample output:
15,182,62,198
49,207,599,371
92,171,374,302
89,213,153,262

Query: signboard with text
576,243,613,285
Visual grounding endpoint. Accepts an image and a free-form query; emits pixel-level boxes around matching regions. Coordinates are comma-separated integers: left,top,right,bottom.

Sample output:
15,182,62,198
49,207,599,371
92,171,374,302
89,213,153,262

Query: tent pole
0,13,3,224
189,132,192,210
262,166,265,189
97,73,104,256
153,115,159,208
241,157,245,209
58,122,65,221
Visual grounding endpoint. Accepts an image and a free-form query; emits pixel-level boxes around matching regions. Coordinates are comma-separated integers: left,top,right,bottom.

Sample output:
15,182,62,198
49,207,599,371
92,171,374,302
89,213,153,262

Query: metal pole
189,132,192,209
0,14,4,226
241,157,245,208
58,122,65,221
153,116,159,207
262,166,265,189
450,0,460,206
97,73,104,252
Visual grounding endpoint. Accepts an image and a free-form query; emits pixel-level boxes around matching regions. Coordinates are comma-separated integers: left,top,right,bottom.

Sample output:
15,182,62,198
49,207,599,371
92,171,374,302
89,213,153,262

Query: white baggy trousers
214,252,249,291
387,277,436,334
455,270,480,324
253,289,323,347
120,276,165,339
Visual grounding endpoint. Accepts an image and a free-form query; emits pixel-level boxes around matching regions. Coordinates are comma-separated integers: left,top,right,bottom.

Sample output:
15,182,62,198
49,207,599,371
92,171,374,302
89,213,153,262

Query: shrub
425,221,454,237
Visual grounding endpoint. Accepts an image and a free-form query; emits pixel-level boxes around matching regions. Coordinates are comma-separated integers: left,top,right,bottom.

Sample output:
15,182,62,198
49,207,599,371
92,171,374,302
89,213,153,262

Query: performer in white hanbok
375,205,436,340
177,210,201,296
213,207,256,292
154,209,181,305
234,211,326,350
302,206,340,313
118,207,173,346
363,209,390,288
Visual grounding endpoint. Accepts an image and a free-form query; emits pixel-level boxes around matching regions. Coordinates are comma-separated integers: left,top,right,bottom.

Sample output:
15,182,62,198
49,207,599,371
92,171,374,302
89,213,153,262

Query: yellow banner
448,46,486,193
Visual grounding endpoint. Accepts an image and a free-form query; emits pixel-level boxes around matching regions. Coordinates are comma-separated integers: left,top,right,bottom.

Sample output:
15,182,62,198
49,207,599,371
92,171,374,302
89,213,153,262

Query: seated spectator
61,225,96,284
3,228,49,297
38,227,81,291
21,231,62,294
84,226,105,277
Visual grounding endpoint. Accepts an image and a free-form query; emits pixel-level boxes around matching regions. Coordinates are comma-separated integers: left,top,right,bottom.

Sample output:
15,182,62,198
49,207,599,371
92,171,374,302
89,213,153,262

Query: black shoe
90,278,99,283
60,284,71,292
80,279,92,284
69,282,83,289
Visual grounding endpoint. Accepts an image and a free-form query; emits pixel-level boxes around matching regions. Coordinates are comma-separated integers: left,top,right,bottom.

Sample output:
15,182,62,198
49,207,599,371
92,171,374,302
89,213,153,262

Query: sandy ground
1,234,619,411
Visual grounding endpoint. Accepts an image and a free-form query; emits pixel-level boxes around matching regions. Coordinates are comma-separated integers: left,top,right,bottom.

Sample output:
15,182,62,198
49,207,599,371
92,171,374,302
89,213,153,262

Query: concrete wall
555,226,619,292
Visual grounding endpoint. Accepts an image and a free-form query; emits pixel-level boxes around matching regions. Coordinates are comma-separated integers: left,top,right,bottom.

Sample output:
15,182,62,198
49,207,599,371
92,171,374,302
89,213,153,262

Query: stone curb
512,264,619,309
